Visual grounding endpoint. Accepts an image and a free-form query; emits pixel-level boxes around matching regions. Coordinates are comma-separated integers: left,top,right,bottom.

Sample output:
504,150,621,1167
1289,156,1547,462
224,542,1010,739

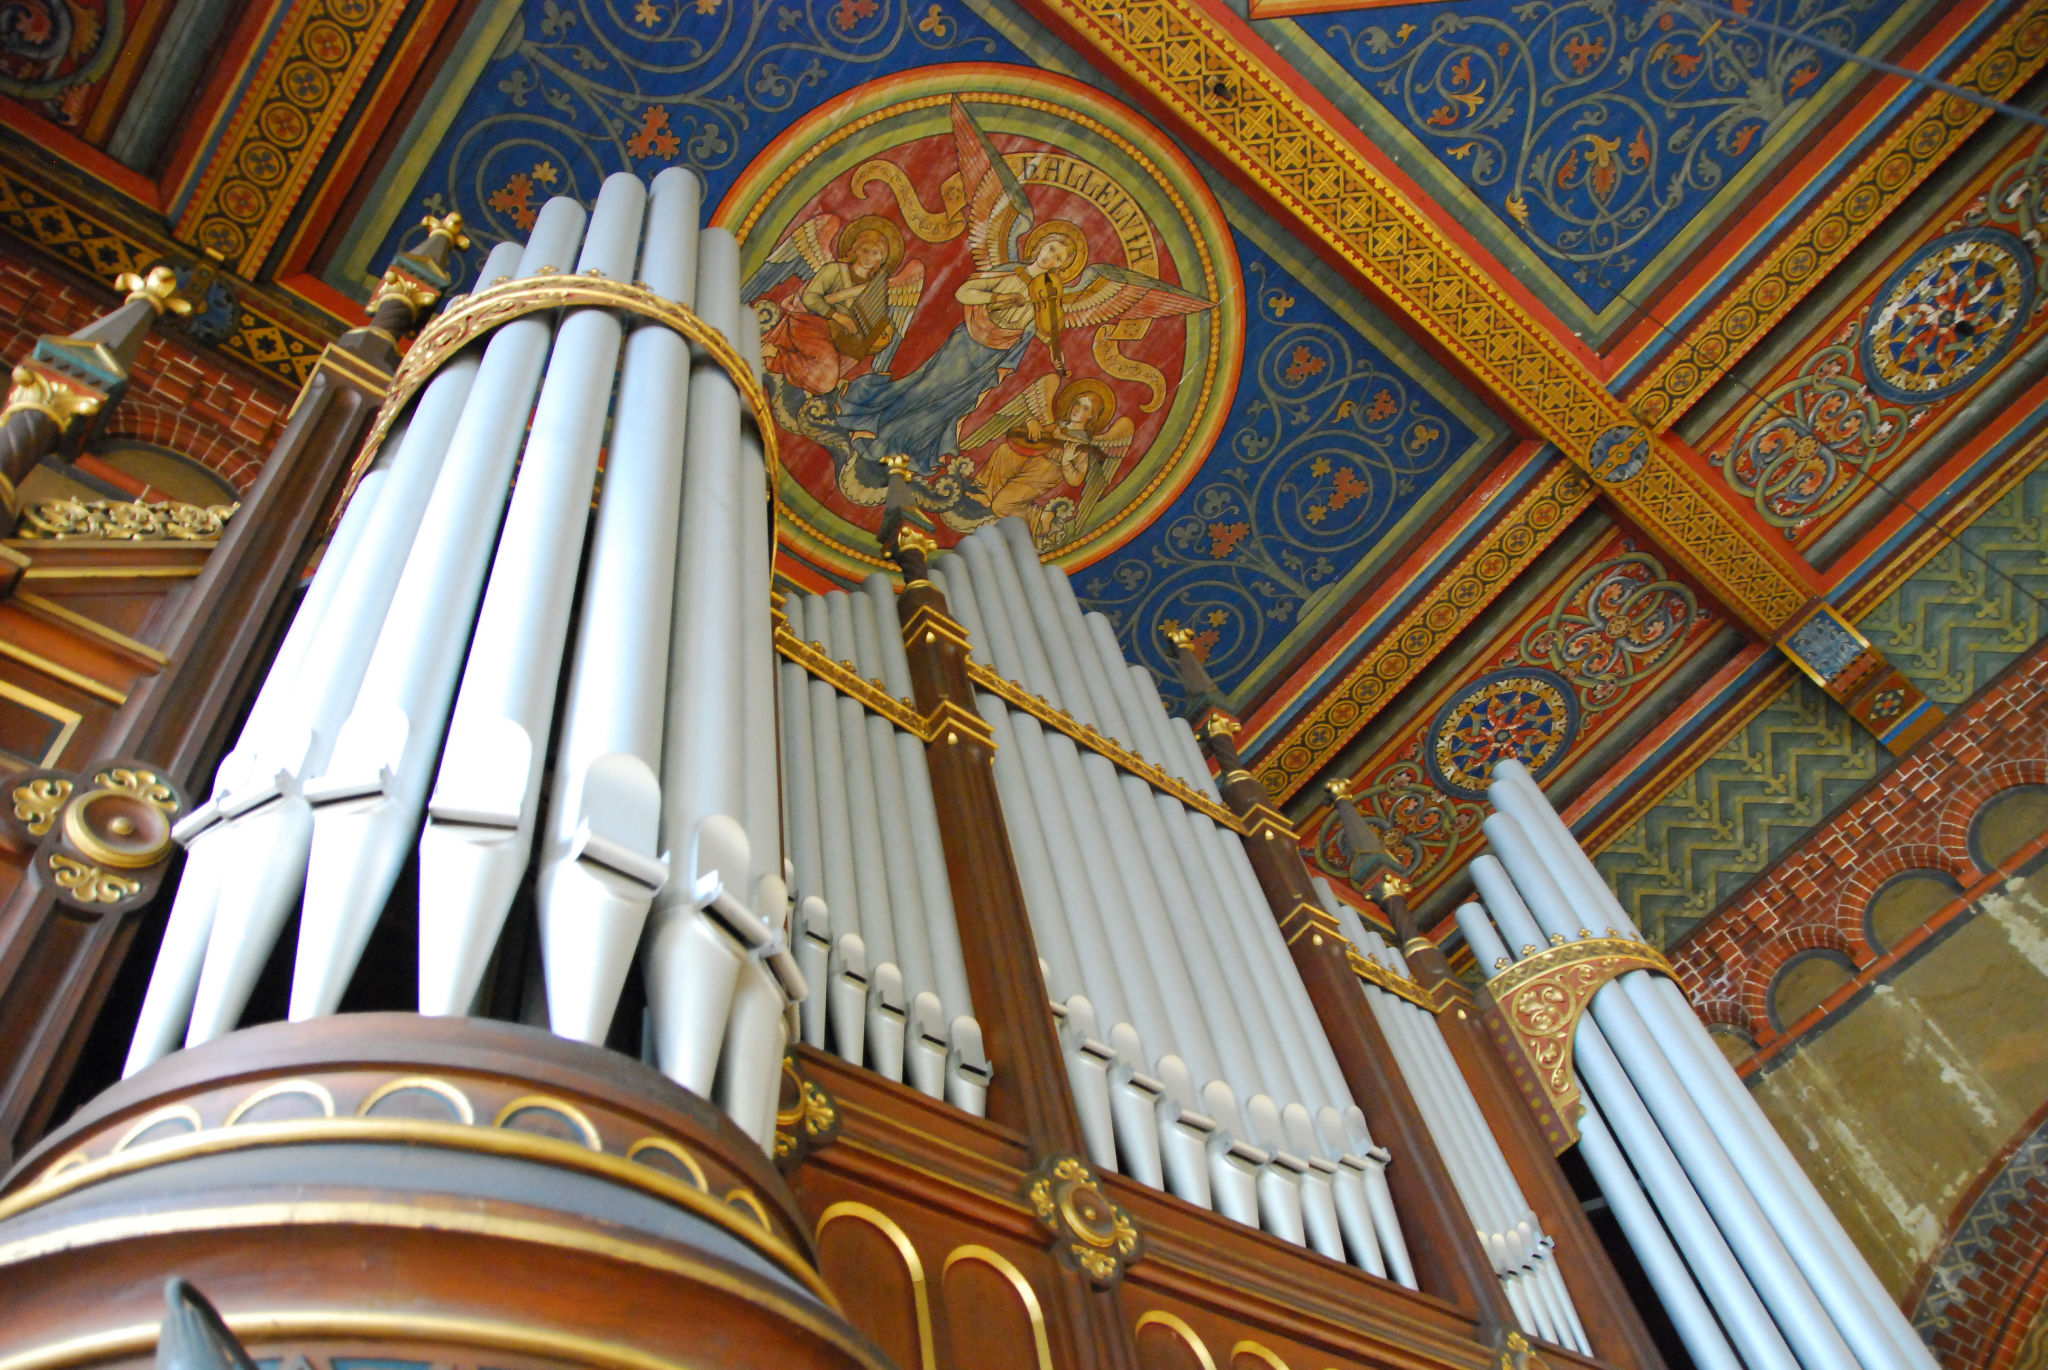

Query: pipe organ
0,174,1922,1370
1456,761,1942,1370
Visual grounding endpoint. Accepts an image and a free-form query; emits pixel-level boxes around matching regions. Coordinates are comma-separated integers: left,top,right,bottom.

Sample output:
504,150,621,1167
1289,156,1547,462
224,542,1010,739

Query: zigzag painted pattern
1859,465,2048,705
1595,677,1879,949
1596,462,2048,947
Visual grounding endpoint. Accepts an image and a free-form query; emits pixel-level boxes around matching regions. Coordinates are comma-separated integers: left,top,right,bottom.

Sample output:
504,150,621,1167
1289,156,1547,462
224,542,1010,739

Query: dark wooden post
1167,634,1516,1338
0,267,190,539
1339,779,1664,1368
889,524,1143,1370
0,216,468,1167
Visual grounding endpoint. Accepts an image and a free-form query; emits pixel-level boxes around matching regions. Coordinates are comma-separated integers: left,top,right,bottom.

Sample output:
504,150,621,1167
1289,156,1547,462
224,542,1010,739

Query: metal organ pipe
295,197,589,1021
129,184,811,1154
1489,762,1939,1370
419,174,647,1018
1455,902,1744,1370
535,168,699,1045
122,241,530,1075
934,519,1414,1278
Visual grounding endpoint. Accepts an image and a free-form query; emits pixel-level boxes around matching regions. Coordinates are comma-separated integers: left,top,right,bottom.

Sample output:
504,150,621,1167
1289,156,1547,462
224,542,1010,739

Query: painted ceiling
4,0,2047,951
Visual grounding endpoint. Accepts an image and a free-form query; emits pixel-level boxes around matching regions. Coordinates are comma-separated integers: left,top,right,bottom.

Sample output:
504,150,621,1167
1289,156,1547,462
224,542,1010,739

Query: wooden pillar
0,218,467,1167
1365,856,1667,1369
890,527,1142,1370
0,268,189,539
1164,623,1515,1339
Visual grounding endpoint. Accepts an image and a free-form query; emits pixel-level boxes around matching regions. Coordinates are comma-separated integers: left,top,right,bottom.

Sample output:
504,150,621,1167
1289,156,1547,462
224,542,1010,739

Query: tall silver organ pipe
930,518,1409,1282
1315,879,1588,1350
777,586,990,1116
127,239,528,1074
1460,759,1939,1370
125,175,803,1151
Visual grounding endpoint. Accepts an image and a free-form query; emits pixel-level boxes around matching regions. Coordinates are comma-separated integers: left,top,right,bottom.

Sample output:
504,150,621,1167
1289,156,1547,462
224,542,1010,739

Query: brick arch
99,402,264,495
1938,758,2048,871
1838,843,1975,956
1742,924,1862,1035
1691,993,1760,1045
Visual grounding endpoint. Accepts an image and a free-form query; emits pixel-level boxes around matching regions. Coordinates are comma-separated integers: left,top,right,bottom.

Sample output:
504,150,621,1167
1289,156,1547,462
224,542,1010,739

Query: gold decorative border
173,0,411,275
1249,462,1594,800
967,660,1247,832
1627,1,2048,429
1037,0,1813,634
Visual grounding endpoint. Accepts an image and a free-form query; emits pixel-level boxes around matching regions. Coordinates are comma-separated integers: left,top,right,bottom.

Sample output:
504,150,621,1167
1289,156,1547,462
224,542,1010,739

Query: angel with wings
743,214,925,395
836,97,1213,475
967,375,1135,544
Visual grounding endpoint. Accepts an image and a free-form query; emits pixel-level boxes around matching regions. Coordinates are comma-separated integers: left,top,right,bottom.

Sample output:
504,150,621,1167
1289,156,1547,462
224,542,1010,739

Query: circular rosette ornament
1425,668,1579,800
1860,228,2034,404
1027,1155,1140,1284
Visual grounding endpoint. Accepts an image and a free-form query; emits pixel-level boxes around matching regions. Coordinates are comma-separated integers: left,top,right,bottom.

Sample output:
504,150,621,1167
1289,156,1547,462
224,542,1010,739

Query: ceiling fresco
1253,0,1943,343
332,0,1509,703
4,0,2048,951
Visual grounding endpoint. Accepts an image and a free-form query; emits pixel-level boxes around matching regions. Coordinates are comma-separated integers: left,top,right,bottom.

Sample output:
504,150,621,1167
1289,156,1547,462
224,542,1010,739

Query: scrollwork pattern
1323,0,1891,307
384,0,996,274
1081,258,1464,701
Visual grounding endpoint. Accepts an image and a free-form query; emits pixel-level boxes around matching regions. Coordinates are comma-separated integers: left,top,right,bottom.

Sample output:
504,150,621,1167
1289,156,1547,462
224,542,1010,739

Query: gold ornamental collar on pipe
341,272,779,507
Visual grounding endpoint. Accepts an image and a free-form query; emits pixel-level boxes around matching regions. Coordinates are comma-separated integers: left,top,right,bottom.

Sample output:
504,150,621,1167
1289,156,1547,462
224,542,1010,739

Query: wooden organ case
0,178,1675,1370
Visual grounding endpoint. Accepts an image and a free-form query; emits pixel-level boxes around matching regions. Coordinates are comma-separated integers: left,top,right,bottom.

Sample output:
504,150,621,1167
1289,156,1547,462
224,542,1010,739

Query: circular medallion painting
1425,668,1580,800
1860,228,2034,405
716,66,1243,582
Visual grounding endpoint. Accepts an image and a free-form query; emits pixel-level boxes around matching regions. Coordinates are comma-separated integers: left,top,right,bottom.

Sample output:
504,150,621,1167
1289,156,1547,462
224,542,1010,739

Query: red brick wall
1670,643,2048,1367
0,257,294,492
1671,644,2048,1053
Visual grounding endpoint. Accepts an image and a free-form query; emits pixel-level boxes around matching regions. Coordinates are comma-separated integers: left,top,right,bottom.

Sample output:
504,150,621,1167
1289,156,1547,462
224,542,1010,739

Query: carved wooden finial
895,525,937,559
1324,777,1353,803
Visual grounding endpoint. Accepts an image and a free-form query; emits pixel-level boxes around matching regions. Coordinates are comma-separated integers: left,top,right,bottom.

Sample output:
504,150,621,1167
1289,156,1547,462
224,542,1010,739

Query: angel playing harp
968,375,1134,544
743,214,925,395
836,97,1213,475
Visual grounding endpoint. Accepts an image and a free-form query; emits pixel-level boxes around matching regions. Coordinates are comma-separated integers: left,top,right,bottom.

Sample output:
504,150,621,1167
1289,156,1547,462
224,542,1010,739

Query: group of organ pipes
45,173,1931,1369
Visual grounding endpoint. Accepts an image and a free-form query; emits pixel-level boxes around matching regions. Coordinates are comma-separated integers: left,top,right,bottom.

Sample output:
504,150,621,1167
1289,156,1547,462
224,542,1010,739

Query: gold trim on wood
940,1245,1054,1370
816,1203,935,1370
0,1117,826,1301
775,623,926,735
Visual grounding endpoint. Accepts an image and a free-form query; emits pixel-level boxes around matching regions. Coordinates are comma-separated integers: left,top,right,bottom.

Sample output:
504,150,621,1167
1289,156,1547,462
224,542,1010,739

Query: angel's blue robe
836,324,1030,472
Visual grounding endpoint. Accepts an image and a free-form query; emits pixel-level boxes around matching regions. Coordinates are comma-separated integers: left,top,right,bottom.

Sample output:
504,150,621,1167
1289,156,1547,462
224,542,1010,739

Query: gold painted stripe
1250,463,1594,802
1039,0,1813,634
0,642,126,705
0,1116,829,1304
0,679,81,766
9,594,169,664
1628,1,2048,430
17,565,205,580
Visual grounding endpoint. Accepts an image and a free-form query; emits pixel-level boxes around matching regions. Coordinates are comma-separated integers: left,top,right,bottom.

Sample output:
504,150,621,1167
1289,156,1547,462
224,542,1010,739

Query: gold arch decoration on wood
492,1093,603,1151
816,1202,937,1370
222,1078,336,1126
356,1074,476,1125
942,1245,1054,1370
1134,1311,1218,1370
1229,1340,1291,1370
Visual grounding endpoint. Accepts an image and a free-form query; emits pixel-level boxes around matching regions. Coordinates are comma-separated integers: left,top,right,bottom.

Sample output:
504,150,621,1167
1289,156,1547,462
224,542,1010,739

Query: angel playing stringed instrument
743,214,925,396
835,97,1215,478
965,375,1134,546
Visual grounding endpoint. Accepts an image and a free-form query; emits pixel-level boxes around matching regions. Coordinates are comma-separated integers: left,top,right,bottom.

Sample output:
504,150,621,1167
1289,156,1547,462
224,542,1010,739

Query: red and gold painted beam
1025,0,1941,755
